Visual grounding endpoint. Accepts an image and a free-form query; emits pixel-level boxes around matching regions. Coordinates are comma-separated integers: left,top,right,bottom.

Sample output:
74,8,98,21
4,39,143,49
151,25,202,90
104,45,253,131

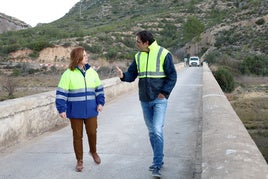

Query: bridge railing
202,63,268,178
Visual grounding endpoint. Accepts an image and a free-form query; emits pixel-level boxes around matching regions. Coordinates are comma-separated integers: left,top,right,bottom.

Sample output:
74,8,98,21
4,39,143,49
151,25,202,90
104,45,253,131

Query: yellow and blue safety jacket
121,41,177,102
55,64,105,119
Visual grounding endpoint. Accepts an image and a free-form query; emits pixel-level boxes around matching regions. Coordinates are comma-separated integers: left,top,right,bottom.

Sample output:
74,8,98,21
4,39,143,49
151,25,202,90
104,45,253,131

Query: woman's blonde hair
69,46,85,71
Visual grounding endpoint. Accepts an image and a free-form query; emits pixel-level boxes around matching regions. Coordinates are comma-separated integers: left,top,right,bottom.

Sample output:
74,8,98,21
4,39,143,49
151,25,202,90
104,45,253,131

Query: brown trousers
70,117,97,161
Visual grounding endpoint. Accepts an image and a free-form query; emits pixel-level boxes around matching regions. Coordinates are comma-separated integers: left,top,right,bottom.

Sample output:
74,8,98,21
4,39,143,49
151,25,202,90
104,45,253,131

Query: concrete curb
202,63,268,178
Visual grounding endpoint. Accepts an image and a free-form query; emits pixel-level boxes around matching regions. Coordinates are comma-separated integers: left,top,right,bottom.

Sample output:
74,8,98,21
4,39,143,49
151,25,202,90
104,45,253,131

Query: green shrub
29,51,39,59
204,51,220,65
106,48,117,60
213,67,235,92
255,18,265,25
240,55,268,76
182,16,205,43
26,40,52,52
88,45,102,54
121,38,135,48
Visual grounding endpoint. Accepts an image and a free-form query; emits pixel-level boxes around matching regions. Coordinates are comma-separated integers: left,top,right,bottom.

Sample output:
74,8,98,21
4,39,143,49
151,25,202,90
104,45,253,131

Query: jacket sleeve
95,74,105,106
121,59,138,82
55,71,69,113
160,53,177,97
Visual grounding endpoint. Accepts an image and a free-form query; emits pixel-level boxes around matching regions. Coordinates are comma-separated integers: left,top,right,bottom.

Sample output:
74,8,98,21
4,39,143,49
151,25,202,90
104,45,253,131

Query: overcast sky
0,0,80,27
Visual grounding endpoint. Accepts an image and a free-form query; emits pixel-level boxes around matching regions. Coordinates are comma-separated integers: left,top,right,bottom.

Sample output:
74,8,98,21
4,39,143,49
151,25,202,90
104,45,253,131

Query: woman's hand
59,112,67,118
97,104,103,112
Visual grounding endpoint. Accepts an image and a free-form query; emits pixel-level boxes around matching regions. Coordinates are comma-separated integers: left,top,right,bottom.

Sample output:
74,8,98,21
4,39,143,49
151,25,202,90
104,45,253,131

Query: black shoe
149,162,164,171
149,165,155,171
152,167,161,177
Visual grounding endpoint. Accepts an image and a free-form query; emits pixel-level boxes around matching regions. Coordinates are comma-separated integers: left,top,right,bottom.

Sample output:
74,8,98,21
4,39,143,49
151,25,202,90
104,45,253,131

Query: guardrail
202,63,268,178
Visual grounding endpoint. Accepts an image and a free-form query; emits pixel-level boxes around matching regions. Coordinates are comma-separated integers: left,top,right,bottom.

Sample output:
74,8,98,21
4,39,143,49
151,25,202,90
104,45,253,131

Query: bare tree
2,77,17,98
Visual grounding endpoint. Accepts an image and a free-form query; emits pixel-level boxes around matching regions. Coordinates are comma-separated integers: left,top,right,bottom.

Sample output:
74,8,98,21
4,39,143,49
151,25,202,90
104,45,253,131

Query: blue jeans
141,98,167,167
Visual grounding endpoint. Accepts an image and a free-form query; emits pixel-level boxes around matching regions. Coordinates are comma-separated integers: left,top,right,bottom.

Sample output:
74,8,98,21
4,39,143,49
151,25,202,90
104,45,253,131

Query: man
115,30,177,177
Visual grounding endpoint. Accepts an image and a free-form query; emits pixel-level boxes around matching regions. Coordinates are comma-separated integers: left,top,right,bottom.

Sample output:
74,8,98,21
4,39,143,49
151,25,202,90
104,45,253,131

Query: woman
55,46,105,172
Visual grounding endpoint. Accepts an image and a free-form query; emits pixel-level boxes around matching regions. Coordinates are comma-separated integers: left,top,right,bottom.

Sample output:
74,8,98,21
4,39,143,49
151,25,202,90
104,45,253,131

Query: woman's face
79,50,88,66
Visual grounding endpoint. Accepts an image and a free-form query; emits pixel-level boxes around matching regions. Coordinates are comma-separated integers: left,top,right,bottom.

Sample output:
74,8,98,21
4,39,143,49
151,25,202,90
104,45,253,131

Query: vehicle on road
189,56,200,67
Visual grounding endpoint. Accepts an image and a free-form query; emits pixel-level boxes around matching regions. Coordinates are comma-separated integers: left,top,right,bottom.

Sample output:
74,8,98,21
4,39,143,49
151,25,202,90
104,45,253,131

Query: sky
0,0,81,27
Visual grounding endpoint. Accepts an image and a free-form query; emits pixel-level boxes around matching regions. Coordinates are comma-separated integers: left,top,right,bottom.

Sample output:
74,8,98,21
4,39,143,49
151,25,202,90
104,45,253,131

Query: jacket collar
148,40,159,51
76,63,91,71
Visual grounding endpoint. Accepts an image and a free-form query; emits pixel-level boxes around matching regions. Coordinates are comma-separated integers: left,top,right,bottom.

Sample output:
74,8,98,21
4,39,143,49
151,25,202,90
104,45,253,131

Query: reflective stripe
69,88,95,94
57,87,68,93
68,95,96,102
138,71,166,77
96,85,104,90
56,94,67,100
137,52,141,74
96,91,104,96
156,47,164,72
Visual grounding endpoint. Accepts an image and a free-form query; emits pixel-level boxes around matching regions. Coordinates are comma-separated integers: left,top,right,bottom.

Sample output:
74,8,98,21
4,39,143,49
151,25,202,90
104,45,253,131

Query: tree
182,16,205,43
2,77,17,99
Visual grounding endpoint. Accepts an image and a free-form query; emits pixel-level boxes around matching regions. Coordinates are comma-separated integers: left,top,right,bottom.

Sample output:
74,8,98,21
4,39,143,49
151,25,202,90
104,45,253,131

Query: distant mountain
0,12,31,33
0,0,267,67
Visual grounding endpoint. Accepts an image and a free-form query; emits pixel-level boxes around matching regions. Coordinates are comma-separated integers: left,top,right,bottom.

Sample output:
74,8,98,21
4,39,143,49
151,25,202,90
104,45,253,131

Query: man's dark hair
136,30,155,45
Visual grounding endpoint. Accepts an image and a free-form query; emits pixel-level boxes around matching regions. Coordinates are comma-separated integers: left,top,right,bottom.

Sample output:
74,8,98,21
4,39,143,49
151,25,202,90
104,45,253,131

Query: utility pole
79,0,83,18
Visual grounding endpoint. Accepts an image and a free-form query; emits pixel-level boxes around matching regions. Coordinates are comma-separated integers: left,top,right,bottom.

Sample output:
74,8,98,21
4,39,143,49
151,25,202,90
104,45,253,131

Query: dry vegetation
228,77,268,162
0,58,127,101
0,74,60,100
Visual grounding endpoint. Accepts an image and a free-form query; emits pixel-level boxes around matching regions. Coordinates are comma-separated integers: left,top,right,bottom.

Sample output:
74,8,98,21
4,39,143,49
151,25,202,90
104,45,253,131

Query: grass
230,85,268,163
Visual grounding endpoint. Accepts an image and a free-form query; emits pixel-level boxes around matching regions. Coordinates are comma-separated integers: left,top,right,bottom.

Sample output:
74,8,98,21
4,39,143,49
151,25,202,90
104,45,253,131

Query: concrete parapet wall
0,63,184,151
202,63,268,178
0,77,138,150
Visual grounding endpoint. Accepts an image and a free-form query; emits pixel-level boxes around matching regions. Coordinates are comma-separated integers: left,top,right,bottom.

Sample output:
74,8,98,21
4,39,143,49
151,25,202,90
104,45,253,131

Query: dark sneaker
149,162,164,171
149,165,155,171
152,167,161,177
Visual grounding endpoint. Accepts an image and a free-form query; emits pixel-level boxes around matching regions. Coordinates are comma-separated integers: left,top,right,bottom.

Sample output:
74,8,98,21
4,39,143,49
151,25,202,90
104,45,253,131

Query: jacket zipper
145,52,149,99
81,69,87,116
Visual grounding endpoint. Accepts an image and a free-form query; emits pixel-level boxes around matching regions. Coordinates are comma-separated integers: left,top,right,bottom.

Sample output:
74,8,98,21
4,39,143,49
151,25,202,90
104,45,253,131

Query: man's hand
115,66,123,78
158,93,166,99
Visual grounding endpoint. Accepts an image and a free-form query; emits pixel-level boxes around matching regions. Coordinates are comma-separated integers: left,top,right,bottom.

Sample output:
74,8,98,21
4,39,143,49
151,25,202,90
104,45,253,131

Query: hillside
0,0,266,62
0,13,30,33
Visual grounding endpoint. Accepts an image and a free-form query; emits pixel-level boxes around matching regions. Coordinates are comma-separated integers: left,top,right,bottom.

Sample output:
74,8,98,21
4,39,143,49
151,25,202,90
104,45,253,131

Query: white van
189,56,200,67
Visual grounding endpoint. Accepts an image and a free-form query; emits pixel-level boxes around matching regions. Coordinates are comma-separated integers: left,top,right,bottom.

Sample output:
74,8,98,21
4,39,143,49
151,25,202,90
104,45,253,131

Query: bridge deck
0,67,203,179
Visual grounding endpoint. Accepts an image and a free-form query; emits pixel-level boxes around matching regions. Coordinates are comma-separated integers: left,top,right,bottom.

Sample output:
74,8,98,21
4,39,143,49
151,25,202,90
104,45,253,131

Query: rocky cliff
0,13,30,33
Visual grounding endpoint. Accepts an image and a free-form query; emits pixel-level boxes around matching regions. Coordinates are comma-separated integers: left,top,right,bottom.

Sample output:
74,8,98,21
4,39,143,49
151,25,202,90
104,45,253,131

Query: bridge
0,63,267,179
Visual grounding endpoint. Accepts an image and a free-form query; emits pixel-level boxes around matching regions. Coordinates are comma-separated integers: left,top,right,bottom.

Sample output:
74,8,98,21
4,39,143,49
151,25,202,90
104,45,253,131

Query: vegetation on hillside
0,0,265,62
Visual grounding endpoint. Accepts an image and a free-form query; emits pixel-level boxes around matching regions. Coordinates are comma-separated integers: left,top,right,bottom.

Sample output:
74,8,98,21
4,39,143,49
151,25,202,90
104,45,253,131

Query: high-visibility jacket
55,64,105,119
121,41,177,102
135,41,169,78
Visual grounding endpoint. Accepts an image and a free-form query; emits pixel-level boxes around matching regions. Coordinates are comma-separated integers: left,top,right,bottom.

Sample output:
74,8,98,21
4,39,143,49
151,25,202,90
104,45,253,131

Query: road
0,66,203,179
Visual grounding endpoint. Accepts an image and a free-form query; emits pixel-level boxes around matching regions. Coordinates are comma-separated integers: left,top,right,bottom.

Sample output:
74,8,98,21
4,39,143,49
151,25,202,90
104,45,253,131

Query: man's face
136,36,149,52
